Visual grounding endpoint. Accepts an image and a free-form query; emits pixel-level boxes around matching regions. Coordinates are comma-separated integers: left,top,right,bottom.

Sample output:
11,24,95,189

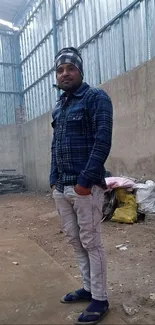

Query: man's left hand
74,184,91,196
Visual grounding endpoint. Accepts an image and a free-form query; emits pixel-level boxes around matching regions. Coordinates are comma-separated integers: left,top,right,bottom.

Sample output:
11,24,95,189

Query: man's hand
50,184,56,191
74,184,91,196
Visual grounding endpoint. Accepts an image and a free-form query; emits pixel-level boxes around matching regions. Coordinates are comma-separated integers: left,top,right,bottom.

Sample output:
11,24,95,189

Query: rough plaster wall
0,125,23,174
100,59,155,180
21,111,52,191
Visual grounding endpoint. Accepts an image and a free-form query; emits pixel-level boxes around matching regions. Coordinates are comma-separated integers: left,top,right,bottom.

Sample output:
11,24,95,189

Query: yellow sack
112,188,137,224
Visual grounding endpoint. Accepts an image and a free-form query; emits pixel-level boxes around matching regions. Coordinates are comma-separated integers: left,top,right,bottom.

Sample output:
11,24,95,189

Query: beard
58,79,82,93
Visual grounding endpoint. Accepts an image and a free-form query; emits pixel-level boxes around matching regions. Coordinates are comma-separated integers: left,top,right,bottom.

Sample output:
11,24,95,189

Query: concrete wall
0,58,155,190
0,124,23,174
21,111,52,191
100,58,155,180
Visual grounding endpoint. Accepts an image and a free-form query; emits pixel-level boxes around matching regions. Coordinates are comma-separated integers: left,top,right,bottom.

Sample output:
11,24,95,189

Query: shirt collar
59,82,90,100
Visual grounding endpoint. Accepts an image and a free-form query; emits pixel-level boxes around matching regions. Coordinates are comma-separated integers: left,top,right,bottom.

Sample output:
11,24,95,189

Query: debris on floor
0,169,26,194
12,261,19,265
102,174,155,224
134,180,155,213
123,303,139,316
116,244,128,251
101,189,117,222
74,275,82,279
112,188,137,224
150,293,155,301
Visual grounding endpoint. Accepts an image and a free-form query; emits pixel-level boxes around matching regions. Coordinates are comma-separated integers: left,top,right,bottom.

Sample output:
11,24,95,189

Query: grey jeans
53,185,107,301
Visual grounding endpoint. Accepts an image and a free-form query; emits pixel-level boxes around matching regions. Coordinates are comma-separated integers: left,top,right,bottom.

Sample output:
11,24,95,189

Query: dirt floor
0,192,155,325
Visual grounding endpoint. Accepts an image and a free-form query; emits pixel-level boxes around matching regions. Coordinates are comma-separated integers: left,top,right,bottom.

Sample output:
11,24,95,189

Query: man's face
56,63,82,92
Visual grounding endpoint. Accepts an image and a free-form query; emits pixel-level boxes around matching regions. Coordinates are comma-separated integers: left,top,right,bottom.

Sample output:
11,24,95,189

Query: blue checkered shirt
50,82,113,192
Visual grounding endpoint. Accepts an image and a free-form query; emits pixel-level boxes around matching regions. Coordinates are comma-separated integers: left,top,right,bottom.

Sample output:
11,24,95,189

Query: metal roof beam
0,91,20,94
19,0,81,35
19,0,45,34
12,0,34,25
20,0,82,64
57,0,81,24
23,66,55,94
0,62,20,67
21,27,53,64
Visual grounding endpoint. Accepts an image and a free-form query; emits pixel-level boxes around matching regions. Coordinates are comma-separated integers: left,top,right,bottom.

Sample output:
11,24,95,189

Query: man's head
55,47,83,93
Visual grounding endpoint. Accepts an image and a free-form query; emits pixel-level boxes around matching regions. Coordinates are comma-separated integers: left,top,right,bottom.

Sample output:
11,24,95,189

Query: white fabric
134,180,155,213
105,177,135,189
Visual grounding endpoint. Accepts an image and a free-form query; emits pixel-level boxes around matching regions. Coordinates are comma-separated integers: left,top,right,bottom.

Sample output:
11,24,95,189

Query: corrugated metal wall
20,0,56,121
0,31,21,124
1,0,155,123
19,0,155,122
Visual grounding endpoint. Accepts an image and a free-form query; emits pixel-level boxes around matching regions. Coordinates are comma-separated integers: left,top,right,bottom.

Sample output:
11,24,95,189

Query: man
50,47,113,325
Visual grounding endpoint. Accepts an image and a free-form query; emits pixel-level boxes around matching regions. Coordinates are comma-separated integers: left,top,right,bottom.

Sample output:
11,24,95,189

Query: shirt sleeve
77,91,113,188
49,121,58,186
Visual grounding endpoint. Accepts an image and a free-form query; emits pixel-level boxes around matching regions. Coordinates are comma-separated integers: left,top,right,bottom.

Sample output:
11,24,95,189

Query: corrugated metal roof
0,0,32,24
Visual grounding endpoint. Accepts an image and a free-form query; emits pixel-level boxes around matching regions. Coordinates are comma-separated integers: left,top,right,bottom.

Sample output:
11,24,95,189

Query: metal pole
145,0,151,60
52,0,58,55
120,0,126,72
52,0,60,100
14,32,24,108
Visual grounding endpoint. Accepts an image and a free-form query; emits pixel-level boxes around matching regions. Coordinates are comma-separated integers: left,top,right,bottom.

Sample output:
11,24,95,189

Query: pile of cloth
101,175,155,224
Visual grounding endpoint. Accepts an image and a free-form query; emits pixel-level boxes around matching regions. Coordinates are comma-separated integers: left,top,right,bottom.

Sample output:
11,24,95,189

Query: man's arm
49,130,58,188
77,90,113,188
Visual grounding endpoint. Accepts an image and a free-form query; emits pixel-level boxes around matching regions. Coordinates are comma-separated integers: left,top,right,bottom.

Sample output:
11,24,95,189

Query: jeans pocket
65,186,92,198
64,186,76,198
52,189,64,199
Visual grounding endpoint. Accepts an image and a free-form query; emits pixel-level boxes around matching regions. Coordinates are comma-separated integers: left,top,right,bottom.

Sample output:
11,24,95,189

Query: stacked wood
0,170,26,194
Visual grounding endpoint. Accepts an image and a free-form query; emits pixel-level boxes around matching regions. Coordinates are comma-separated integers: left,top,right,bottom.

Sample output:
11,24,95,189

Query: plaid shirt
50,82,113,193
